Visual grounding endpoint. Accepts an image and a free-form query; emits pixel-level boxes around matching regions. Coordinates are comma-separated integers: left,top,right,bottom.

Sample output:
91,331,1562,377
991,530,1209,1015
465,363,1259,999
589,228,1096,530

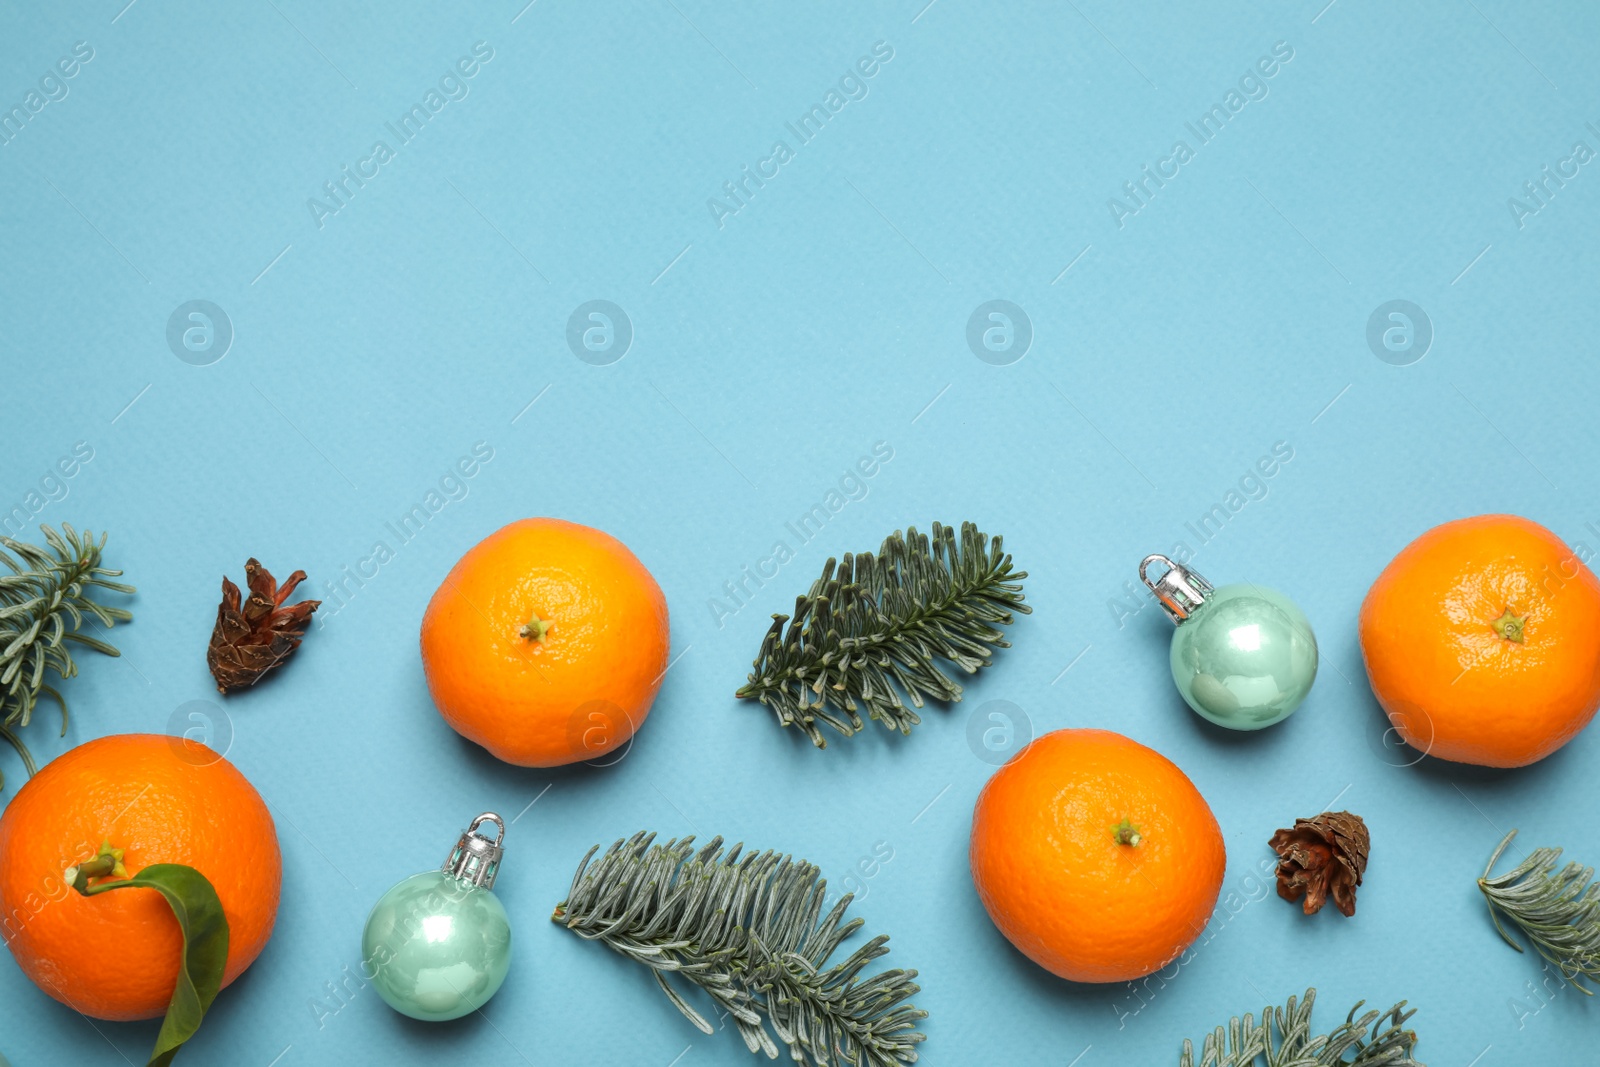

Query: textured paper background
3,1,1598,1062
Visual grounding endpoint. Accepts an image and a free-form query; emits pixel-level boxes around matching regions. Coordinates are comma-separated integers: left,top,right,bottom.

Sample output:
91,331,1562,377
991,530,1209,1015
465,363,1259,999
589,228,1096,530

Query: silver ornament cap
443,812,506,890
1140,554,1214,623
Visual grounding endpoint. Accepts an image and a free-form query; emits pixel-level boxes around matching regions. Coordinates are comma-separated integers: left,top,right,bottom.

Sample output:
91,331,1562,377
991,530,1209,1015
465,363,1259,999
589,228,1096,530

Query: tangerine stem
1112,818,1143,847
1491,609,1526,643
520,614,553,642
64,840,129,893
64,856,116,893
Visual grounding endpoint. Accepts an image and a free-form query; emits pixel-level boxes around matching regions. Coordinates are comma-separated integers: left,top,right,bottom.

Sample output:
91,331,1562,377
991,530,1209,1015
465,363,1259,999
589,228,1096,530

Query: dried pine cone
207,559,320,693
1269,810,1370,917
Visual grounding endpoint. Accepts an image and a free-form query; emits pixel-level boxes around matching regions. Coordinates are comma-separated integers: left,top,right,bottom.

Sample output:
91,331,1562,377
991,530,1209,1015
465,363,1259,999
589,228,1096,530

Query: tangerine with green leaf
969,728,1226,983
0,733,280,1021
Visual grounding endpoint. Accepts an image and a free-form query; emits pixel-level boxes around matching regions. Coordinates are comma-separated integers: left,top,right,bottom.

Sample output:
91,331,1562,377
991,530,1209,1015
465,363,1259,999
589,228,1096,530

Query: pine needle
553,833,926,1066
1479,828,1600,993
737,521,1028,748
0,524,133,789
1177,988,1423,1066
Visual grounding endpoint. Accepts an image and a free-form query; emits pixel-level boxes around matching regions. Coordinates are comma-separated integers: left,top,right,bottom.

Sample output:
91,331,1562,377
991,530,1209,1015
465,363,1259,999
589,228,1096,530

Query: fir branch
1178,988,1423,1067
0,524,133,789
553,832,926,1066
736,521,1028,748
1478,828,1600,992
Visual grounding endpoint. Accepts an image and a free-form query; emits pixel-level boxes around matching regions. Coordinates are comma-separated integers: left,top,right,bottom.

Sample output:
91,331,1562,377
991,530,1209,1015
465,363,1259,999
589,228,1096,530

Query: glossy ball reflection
1170,583,1318,730
362,870,512,1022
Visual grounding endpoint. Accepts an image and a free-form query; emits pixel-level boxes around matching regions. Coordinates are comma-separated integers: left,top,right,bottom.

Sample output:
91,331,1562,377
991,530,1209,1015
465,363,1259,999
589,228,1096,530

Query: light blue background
3,1,1598,1062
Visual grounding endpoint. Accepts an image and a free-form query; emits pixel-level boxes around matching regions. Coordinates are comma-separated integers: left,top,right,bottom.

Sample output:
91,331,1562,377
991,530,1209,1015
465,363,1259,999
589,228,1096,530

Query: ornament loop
1139,554,1213,624
444,812,507,890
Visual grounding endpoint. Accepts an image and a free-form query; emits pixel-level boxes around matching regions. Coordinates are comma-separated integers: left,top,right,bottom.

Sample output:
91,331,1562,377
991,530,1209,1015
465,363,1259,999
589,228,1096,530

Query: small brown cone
207,559,320,693
1269,810,1370,917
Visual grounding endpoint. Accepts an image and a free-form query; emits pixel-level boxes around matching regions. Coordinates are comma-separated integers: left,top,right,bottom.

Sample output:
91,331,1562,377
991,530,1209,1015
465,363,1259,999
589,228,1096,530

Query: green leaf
78,864,230,1065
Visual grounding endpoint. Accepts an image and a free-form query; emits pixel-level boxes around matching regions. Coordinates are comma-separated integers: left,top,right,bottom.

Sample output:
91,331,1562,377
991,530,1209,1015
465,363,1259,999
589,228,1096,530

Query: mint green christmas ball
1169,583,1318,730
362,870,512,1022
